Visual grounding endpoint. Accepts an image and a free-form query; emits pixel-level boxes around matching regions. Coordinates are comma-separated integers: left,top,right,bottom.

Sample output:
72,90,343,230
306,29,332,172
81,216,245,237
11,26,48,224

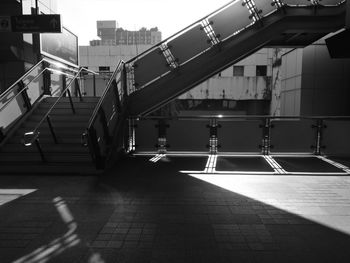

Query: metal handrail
125,0,238,65
132,115,350,121
23,67,97,146
0,57,79,99
0,68,75,113
125,0,345,65
87,60,124,129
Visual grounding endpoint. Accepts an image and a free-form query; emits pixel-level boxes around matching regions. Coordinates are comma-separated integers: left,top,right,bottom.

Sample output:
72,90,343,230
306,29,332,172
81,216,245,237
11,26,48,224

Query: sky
57,0,230,46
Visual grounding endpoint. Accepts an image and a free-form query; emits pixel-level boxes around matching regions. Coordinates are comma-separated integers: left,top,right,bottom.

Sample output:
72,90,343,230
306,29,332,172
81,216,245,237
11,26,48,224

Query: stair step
7,135,82,144
0,162,100,175
15,127,86,136
1,144,88,153
38,102,97,109
42,96,100,103
22,121,88,129
28,114,91,122
0,152,92,162
35,108,95,115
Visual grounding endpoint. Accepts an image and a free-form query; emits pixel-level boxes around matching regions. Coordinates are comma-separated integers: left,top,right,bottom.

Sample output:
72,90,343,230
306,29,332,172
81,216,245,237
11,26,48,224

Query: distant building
115,27,162,46
90,20,162,46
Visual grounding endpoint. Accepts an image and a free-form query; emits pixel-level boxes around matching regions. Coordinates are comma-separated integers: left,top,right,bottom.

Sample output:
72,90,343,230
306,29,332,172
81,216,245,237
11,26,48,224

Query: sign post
0,15,61,33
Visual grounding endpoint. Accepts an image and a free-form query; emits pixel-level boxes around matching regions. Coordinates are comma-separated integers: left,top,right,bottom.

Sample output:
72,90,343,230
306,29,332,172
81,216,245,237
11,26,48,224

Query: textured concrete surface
0,155,350,263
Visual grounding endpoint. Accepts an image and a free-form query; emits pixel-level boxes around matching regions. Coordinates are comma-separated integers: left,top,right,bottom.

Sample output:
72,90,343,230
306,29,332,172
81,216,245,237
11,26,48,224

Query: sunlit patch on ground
188,173,350,235
0,189,37,207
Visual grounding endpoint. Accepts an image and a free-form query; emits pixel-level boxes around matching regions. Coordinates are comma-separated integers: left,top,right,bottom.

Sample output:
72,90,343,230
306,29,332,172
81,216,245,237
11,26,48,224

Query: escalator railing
126,0,345,91
84,61,128,169
22,67,98,162
0,57,91,145
124,0,346,116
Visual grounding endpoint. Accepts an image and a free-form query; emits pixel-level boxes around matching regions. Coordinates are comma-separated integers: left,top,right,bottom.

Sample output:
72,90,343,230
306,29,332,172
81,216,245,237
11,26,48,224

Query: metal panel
135,120,158,152
270,120,315,153
0,89,26,133
168,24,211,65
209,0,252,41
133,48,169,88
318,0,344,5
281,0,313,6
323,120,350,156
218,120,262,152
167,119,209,151
101,89,118,135
254,0,279,17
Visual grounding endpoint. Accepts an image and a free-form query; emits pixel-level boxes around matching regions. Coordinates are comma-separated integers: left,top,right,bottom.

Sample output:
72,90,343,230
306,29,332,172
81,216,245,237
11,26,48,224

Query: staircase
126,0,347,116
0,97,100,175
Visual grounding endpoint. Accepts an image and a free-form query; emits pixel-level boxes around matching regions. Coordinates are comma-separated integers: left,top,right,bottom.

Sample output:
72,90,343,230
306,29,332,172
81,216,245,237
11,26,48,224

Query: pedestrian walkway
0,155,350,263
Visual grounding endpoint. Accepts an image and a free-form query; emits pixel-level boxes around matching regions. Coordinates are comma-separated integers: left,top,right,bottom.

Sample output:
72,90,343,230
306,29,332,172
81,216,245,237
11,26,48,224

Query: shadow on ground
0,155,349,263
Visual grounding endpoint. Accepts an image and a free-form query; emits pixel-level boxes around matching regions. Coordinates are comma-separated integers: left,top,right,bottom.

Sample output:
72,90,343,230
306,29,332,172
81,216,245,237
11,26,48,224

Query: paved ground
0,155,350,263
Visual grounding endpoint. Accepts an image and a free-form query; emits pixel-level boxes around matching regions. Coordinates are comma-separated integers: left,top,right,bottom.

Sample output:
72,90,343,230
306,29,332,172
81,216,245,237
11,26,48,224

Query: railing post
208,118,219,154
128,118,136,153
98,108,111,144
35,138,46,162
314,119,325,155
261,117,271,155
66,89,76,114
74,77,83,101
93,74,96,97
18,80,32,111
46,115,58,144
157,119,168,154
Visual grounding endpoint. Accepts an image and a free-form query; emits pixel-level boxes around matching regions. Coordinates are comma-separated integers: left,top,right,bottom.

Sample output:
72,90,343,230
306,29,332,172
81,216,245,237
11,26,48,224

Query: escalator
124,0,348,116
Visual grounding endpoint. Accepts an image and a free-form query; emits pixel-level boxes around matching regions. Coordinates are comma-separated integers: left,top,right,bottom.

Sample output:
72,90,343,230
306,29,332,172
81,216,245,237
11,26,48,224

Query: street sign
0,15,62,33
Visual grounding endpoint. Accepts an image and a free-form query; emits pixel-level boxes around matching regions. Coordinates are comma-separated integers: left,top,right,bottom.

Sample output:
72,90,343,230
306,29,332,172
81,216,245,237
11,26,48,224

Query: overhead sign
0,15,61,33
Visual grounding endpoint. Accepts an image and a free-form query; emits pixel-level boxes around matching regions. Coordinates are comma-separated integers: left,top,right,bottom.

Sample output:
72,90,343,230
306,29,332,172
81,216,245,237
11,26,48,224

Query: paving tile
0,156,350,262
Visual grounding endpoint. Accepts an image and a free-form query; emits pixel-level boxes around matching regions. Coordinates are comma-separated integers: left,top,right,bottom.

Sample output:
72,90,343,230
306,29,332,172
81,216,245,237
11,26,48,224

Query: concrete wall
80,46,273,103
278,37,350,116
79,45,153,72
279,49,303,116
179,48,273,101
300,41,350,116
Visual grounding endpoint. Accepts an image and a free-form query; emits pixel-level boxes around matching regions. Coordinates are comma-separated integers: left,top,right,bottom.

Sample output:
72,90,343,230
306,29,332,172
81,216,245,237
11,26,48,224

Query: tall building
90,20,162,46
116,27,162,46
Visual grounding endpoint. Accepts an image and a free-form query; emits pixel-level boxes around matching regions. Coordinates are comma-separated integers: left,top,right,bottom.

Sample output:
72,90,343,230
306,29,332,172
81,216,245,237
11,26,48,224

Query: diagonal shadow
0,156,349,263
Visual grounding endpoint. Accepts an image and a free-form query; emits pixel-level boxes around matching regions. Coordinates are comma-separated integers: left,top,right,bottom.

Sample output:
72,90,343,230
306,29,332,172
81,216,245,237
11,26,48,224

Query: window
233,66,244,76
256,65,267,76
99,66,110,72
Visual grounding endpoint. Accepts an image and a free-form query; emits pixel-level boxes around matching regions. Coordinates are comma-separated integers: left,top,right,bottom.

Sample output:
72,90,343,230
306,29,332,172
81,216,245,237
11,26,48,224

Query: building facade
90,20,162,46
271,34,350,116
0,0,58,93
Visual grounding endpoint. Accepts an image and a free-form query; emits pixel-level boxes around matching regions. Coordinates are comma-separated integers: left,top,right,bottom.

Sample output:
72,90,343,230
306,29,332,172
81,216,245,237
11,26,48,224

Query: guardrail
124,0,345,92
129,115,350,156
84,61,128,169
22,67,98,162
0,58,86,144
